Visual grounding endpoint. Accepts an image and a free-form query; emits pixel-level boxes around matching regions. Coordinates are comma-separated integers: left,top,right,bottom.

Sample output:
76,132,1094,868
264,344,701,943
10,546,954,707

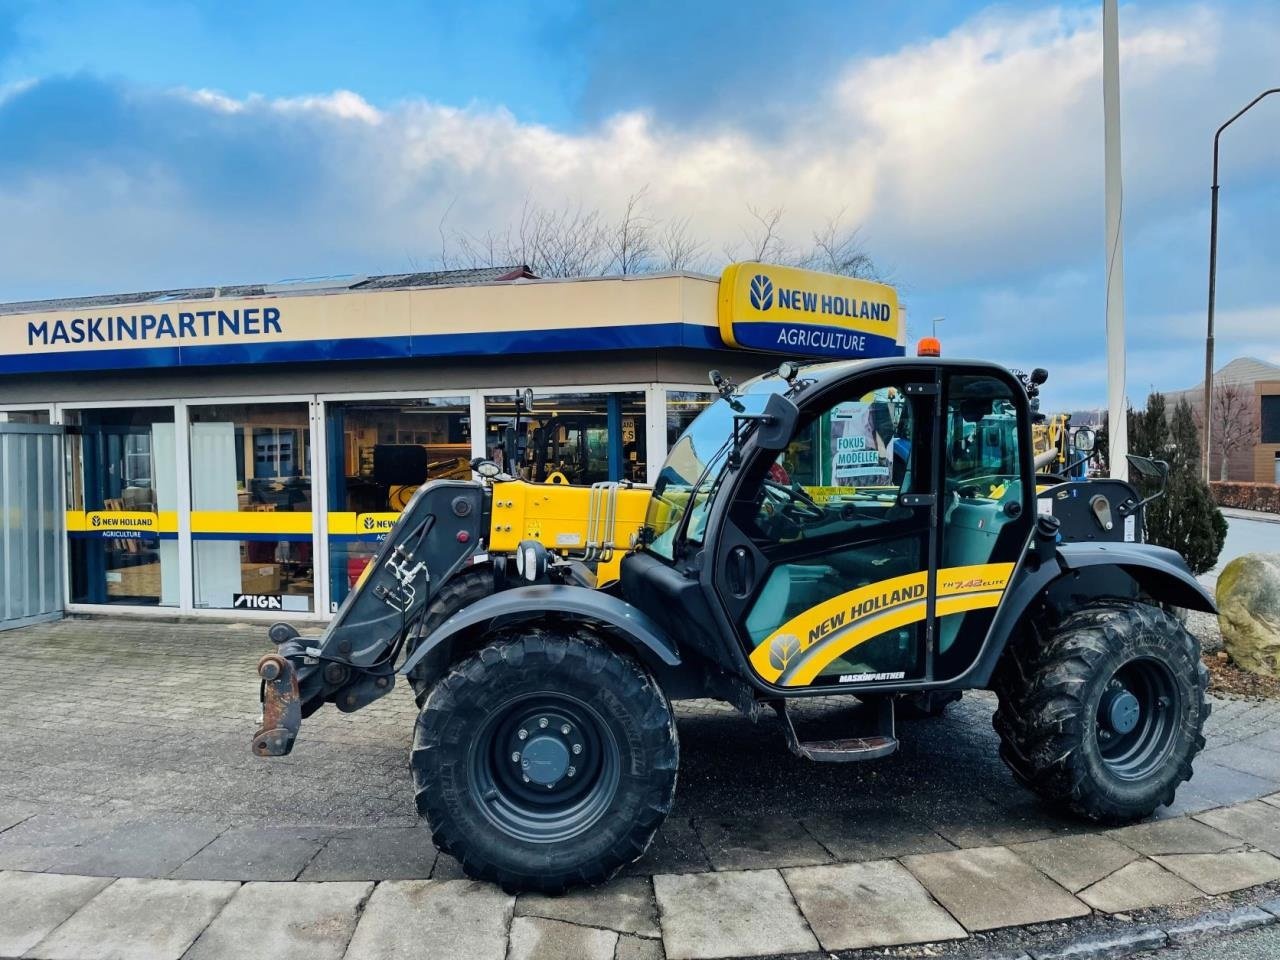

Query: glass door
933,372,1035,679
188,402,314,612
717,375,939,689
64,407,178,606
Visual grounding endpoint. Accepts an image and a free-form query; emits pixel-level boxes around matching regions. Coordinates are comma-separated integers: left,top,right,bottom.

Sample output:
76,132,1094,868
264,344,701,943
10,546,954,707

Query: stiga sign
718,263,904,359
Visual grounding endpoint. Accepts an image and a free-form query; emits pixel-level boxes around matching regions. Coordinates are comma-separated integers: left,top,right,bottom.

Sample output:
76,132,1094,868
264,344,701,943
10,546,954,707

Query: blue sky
1,0,1277,409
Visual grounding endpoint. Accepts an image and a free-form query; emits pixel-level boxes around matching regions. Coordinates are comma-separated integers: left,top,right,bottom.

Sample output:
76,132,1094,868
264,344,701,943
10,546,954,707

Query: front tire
412,629,678,892
406,568,494,708
993,600,1209,822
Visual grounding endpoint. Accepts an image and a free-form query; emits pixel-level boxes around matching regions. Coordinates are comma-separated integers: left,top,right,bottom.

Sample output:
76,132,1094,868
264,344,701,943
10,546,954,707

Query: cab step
773,698,898,763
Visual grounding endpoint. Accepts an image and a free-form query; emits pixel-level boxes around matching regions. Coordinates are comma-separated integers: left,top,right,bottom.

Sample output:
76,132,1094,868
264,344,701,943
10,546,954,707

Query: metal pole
1102,0,1128,481
1204,87,1280,482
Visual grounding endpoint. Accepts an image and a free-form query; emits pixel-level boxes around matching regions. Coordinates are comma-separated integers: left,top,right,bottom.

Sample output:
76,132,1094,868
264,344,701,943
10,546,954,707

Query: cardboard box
240,563,282,595
106,562,162,599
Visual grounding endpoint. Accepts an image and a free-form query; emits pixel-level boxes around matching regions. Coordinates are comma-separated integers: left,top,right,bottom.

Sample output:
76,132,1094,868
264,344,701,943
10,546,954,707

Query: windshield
645,376,787,561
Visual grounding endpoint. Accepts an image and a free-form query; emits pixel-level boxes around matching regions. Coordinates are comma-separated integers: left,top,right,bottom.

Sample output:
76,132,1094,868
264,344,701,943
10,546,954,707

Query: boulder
1217,553,1280,676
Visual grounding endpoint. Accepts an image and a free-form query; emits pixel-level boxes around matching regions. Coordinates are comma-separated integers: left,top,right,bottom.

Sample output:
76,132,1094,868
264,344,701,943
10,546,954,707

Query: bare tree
1206,382,1260,481
439,194,882,284
796,210,879,280
442,197,609,278
655,216,707,272
605,187,657,275
725,204,791,264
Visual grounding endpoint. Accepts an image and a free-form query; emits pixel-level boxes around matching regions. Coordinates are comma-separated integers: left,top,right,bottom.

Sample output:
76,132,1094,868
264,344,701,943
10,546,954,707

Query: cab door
931,370,1035,680
711,371,941,690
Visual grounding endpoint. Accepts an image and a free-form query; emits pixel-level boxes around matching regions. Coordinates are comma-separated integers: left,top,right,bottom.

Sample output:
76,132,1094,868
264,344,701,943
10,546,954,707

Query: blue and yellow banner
718,263,903,360
1,275,726,375
66,510,178,539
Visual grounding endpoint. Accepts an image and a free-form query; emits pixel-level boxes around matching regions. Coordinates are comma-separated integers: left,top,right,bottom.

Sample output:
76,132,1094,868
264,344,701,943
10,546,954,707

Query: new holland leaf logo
91,514,102,528
363,515,376,530
749,273,774,311
768,633,801,672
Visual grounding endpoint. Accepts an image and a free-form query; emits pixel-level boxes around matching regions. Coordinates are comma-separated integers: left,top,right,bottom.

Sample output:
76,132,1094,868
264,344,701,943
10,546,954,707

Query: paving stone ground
6,618,1280,959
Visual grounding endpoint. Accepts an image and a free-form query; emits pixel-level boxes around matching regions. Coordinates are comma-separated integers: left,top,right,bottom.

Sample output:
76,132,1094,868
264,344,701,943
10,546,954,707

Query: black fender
397,583,681,677
967,540,1215,688
1056,541,1216,612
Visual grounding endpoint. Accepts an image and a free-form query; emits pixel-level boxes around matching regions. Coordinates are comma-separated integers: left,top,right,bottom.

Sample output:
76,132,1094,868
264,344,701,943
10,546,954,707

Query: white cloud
89,1,1275,288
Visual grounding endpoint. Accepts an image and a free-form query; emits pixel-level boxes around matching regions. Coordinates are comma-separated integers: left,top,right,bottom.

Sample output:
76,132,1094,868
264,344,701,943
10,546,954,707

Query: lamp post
932,316,944,338
1203,87,1280,482
1102,0,1128,482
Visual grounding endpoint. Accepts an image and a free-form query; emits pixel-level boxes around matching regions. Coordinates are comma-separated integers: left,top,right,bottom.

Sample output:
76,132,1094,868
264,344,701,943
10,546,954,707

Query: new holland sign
717,263,904,360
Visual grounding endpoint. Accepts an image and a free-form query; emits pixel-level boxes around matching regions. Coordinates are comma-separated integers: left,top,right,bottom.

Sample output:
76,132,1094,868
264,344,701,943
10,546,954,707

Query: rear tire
993,600,1209,822
412,629,679,893
407,568,493,708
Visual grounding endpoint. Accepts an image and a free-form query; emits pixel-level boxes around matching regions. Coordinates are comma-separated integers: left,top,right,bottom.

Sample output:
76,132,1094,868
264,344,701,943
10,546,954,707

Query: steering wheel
762,478,825,521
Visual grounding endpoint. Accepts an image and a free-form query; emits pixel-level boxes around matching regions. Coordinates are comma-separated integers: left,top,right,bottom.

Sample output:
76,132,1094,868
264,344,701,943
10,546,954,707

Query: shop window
484,391,647,486
665,391,716,448
1262,396,1280,445
0,409,50,424
326,396,471,610
188,403,313,612
64,408,178,606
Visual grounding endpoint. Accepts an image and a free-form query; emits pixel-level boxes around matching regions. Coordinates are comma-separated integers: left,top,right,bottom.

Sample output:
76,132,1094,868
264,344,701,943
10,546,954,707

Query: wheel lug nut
522,775,530,783
518,728,528,740
561,724,571,735
572,744,582,755
538,718,549,729
567,766,576,777
511,752,520,762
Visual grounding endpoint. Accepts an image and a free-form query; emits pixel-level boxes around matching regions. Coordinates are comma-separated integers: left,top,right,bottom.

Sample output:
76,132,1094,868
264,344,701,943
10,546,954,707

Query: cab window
741,384,917,543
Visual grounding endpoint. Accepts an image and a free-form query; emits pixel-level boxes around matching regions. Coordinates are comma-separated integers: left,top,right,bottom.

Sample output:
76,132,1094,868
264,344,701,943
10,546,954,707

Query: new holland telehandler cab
254,355,1213,893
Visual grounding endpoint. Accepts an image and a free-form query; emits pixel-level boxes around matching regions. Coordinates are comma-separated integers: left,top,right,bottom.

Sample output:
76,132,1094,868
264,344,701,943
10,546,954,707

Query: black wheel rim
469,692,620,843
1095,657,1183,781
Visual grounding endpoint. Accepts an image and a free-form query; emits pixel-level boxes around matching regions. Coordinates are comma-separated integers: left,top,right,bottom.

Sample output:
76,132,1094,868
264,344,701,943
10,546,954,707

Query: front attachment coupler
252,653,302,757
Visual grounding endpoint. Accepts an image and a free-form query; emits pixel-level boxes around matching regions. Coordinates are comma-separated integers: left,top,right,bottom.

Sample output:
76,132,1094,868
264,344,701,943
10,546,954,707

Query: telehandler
254,355,1212,892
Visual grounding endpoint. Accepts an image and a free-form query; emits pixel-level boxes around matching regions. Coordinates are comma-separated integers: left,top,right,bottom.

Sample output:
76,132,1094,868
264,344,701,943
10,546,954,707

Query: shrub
1127,394,1226,575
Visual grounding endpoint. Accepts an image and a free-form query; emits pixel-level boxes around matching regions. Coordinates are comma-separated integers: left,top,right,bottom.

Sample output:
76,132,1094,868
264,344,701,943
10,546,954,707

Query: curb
1219,507,1280,526
1020,901,1280,960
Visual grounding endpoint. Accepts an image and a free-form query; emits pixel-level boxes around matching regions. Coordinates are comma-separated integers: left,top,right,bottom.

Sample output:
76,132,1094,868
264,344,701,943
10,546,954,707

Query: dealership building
0,264,904,621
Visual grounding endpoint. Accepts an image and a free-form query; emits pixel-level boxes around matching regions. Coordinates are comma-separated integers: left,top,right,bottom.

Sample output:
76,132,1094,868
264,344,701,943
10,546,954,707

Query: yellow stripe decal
190,511,312,535
751,562,1014,687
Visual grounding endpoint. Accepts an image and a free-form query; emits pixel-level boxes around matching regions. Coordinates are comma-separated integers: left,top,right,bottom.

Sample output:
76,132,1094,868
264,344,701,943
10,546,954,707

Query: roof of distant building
1175,356,1280,395
0,265,535,316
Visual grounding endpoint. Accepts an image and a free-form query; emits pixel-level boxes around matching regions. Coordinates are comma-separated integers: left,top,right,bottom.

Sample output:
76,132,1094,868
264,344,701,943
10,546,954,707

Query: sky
0,0,1277,410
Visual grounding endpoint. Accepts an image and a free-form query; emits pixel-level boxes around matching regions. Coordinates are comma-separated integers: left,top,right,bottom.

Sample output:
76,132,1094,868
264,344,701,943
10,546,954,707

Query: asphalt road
1212,512,1278,577
1145,922,1280,959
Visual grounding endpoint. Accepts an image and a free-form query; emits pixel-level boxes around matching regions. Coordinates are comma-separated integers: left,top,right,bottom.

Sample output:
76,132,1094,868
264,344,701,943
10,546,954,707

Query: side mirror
1073,427,1095,453
755,392,800,452
1126,453,1168,481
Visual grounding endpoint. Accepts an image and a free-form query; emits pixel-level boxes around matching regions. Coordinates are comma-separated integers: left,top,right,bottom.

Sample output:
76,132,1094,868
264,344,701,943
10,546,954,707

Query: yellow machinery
1033,413,1072,475
486,479,654,586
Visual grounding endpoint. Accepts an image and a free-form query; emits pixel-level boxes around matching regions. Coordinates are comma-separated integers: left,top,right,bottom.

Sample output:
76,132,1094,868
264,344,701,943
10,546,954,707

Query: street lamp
1203,87,1280,482
932,316,944,338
